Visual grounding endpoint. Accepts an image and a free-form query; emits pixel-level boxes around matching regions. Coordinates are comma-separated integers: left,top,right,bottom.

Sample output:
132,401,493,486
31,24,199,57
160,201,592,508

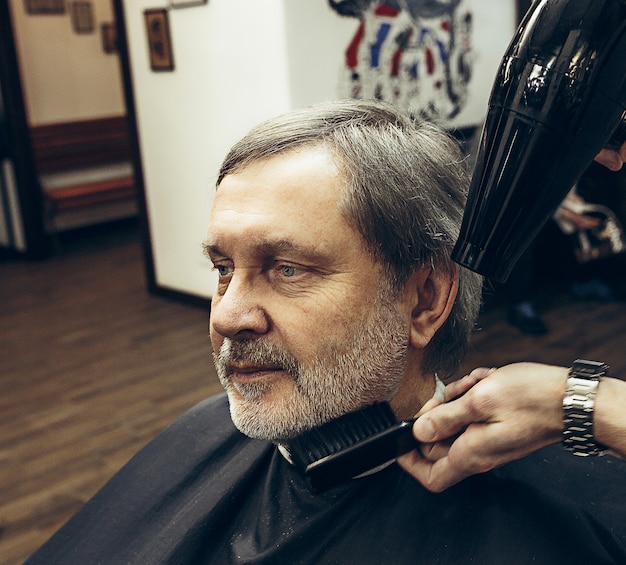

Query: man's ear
405,264,459,349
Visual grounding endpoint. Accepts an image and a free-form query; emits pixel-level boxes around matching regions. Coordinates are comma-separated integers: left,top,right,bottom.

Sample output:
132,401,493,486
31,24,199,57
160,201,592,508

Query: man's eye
214,264,233,277
278,264,303,278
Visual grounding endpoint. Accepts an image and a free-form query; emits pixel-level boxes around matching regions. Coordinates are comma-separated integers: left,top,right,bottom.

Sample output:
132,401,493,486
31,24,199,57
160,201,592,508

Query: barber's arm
397,363,626,492
399,141,626,493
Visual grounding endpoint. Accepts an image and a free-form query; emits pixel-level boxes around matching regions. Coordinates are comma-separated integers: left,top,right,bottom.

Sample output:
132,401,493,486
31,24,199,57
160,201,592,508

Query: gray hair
217,99,482,379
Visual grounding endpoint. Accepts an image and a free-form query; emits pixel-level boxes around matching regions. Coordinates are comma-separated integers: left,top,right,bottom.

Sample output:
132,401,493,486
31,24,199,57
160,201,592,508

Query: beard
213,291,409,442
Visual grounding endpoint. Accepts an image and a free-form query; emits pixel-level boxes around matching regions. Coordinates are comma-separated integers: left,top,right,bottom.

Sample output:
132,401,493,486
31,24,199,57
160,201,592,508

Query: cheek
268,298,351,361
299,292,371,346
301,292,352,328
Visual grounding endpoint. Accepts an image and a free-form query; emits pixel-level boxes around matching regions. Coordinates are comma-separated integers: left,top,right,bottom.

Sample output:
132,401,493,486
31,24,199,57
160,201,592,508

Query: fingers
595,148,624,171
398,444,480,493
413,369,498,443
397,449,461,493
442,374,476,402
443,368,495,402
401,363,571,492
419,437,454,461
399,425,516,492
416,396,443,417
412,397,474,443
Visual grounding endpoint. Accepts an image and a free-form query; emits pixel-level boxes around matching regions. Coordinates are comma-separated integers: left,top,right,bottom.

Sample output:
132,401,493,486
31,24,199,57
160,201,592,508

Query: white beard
213,293,409,442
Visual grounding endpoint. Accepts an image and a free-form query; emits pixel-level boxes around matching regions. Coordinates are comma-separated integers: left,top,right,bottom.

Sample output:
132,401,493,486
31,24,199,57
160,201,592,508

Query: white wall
9,0,126,125
123,0,293,300
122,0,517,300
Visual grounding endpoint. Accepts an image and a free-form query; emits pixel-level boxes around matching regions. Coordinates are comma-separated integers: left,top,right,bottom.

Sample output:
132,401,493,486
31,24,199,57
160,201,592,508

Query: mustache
215,339,301,378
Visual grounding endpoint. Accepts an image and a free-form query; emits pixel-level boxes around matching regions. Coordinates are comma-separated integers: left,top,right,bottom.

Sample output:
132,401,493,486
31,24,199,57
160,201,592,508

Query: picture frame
70,1,94,34
144,9,174,72
24,0,65,15
170,0,207,8
101,22,117,54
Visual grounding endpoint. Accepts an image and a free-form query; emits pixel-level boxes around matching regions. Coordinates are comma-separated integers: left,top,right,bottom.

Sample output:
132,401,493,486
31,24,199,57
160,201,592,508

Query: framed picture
101,22,117,54
70,1,94,34
24,0,65,14
170,0,207,8
144,9,174,72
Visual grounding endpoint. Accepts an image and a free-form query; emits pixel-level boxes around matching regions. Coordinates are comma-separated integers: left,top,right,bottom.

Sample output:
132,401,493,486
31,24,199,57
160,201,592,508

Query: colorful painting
330,0,474,121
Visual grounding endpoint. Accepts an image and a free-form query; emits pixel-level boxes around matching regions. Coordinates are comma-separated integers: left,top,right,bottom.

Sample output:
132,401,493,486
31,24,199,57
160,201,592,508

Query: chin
226,388,333,442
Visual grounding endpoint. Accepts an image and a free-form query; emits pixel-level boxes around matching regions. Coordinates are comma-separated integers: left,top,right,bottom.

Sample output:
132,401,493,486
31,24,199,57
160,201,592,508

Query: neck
390,357,437,419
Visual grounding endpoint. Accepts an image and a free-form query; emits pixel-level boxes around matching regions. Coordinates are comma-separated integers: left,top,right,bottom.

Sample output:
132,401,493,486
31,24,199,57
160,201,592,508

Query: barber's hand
595,140,626,171
397,363,568,492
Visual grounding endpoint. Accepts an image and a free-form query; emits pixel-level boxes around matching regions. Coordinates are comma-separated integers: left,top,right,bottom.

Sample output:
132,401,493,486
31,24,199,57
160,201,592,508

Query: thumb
412,398,472,443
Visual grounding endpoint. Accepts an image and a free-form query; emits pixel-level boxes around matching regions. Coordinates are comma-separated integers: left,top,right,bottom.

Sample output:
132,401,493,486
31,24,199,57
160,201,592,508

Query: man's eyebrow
254,239,319,258
202,242,220,260
201,239,326,261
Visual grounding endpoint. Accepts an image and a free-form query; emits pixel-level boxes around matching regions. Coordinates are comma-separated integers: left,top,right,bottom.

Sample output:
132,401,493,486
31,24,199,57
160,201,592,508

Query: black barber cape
27,393,626,564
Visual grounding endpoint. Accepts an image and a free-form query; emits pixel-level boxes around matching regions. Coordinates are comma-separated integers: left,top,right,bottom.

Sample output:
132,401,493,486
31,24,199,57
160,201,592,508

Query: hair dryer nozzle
453,0,626,282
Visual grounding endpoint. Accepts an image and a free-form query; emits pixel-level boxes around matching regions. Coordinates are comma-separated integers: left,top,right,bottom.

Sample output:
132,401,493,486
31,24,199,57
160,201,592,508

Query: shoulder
25,393,273,564
155,392,234,444
104,392,264,490
120,392,238,465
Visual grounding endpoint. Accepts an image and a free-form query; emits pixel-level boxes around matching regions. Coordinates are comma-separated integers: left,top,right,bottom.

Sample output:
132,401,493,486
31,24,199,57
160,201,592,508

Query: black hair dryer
452,0,626,282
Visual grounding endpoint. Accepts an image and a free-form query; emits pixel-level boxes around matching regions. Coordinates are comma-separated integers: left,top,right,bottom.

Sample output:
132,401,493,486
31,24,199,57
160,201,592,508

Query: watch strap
562,359,609,456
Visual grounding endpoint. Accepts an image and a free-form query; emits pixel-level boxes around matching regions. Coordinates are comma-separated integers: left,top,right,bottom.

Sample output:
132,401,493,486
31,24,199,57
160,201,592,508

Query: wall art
170,0,207,8
101,22,117,53
24,0,65,14
70,1,94,34
144,9,174,71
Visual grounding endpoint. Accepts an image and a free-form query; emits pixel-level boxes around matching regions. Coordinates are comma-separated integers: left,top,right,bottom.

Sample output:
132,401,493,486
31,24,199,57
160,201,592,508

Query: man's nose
210,276,270,339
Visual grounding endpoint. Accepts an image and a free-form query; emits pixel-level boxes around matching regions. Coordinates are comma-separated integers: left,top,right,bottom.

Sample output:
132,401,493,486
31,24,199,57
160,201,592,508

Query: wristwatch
562,359,609,456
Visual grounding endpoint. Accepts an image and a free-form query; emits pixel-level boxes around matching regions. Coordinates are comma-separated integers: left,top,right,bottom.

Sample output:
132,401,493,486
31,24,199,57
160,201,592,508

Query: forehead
207,147,362,255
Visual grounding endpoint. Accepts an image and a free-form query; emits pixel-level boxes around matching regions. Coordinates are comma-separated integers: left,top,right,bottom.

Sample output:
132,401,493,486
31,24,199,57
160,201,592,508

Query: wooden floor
0,220,220,565
2,219,626,565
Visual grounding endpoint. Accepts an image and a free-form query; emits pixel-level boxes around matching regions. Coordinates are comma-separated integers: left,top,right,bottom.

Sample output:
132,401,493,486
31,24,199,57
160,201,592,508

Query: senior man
27,100,626,564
